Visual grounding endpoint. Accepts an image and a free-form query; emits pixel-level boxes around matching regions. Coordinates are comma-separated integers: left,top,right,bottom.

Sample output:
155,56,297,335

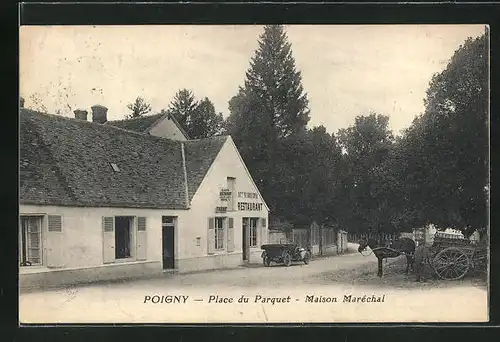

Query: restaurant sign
237,202,263,211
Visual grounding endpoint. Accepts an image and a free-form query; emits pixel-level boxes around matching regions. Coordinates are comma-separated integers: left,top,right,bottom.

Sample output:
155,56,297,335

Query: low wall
19,261,162,291
177,253,244,272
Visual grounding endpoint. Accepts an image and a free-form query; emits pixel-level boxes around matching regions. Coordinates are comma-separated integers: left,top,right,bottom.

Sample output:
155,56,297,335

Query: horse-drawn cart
426,232,487,281
357,231,487,281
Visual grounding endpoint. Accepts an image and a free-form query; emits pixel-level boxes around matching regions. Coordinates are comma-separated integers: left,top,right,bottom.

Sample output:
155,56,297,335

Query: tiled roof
184,136,228,201
107,112,191,139
106,113,165,133
19,109,226,209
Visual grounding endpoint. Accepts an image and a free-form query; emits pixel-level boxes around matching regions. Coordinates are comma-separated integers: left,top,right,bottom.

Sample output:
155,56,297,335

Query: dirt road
19,244,488,324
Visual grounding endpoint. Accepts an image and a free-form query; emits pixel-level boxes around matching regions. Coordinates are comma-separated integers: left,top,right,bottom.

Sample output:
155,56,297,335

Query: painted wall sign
219,189,232,201
237,202,263,211
238,192,258,199
215,206,228,213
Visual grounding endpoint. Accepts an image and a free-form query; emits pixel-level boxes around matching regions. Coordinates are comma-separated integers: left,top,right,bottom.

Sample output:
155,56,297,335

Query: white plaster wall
19,137,271,278
19,204,187,269
182,137,270,265
149,117,187,141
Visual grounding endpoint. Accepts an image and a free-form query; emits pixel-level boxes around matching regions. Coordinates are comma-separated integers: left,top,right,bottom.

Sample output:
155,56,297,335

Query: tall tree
395,32,488,237
190,97,225,139
167,89,198,131
337,113,394,233
226,25,311,220
126,96,152,118
167,89,225,139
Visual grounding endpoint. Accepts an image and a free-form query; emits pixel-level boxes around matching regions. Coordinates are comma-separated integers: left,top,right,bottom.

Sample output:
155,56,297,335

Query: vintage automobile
260,243,311,267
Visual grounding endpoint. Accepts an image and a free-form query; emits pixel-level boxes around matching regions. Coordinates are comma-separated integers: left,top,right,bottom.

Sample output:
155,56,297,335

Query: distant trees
226,25,488,238
336,113,395,233
126,96,152,118
166,88,225,139
26,93,48,113
226,25,343,229
387,32,489,237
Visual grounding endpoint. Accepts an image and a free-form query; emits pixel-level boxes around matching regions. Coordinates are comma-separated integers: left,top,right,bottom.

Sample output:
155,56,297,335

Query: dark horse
358,237,416,278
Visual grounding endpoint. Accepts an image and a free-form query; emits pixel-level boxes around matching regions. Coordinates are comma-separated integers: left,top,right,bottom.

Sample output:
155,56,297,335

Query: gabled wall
148,116,188,141
179,136,270,270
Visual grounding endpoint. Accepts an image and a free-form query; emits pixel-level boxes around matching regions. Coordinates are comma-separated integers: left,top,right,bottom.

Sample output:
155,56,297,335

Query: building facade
19,106,269,290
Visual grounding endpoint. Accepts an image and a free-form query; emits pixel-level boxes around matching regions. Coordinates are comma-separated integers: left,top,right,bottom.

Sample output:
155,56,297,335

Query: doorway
162,216,176,269
242,218,250,262
115,216,133,259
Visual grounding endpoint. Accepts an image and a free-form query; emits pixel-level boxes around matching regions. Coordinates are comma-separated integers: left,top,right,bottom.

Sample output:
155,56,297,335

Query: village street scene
19,24,489,323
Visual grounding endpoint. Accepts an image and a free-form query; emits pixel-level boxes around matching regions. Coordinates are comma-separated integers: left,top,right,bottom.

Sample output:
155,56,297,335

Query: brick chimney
91,105,108,124
74,109,88,121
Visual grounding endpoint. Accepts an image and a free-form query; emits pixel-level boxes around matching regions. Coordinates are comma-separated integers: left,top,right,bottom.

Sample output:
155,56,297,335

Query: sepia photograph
19,24,489,324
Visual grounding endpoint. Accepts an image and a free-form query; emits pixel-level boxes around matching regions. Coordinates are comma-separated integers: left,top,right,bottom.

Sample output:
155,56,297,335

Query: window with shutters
215,217,225,250
115,216,134,259
19,216,43,266
249,218,258,247
103,216,147,263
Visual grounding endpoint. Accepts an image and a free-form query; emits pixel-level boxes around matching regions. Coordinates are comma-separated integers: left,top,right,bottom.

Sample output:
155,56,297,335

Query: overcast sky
20,24,486,134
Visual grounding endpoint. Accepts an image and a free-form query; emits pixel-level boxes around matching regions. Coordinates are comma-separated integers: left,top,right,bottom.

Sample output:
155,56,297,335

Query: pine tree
241,25,310,138
167,89,198,130
226,25,311,222
167,89,224,139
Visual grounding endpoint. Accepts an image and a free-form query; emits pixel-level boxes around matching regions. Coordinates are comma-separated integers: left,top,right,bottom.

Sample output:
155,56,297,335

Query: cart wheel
283,253,292,267
303,252,310,265
432,247,470,280
263,256,271,267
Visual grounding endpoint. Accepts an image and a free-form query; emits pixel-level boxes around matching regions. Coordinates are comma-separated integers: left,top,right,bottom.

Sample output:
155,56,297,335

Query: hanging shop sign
219,188,232,201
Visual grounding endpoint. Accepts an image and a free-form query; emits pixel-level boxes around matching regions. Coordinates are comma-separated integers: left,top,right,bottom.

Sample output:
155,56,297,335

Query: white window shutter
227,217,234,252
102,216,115,263
260,217,267,246
136,217,147,260
46,215,64,268
207,218,215,254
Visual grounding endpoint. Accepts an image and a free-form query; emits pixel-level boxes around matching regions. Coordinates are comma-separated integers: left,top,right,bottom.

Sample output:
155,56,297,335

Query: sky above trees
20,24,485,133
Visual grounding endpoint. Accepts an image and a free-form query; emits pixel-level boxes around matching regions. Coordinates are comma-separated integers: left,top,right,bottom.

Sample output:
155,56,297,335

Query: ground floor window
115,216,133,259
215,217,225,250
249,218,258,247
19,216,43,266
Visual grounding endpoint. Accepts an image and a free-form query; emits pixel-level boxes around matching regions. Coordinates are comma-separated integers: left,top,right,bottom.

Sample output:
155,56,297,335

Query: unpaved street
19,244,488,324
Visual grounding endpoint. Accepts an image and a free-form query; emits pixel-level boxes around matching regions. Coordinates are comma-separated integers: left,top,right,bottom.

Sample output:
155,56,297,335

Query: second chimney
91,105,108,124
74,109,88,121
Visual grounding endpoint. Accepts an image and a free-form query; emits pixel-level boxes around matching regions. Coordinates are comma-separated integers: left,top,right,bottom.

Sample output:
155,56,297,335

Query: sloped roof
107,112,191,139
106,113,164,132
19,109,226,209
183,136,229,201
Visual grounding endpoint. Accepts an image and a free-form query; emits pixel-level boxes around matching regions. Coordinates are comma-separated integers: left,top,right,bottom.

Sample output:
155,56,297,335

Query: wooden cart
427,232,487,280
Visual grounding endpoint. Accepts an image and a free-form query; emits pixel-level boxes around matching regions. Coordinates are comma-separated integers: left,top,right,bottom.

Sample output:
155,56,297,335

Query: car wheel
283,253,292,267
264,256,271,267
303,252,310,265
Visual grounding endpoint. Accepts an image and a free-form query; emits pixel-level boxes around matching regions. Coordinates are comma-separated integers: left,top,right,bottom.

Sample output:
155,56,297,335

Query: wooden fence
347,232,397,246
268,225,348,255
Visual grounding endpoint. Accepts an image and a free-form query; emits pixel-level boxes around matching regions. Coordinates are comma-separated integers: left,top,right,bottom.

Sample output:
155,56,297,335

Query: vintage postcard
19,24,489,324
